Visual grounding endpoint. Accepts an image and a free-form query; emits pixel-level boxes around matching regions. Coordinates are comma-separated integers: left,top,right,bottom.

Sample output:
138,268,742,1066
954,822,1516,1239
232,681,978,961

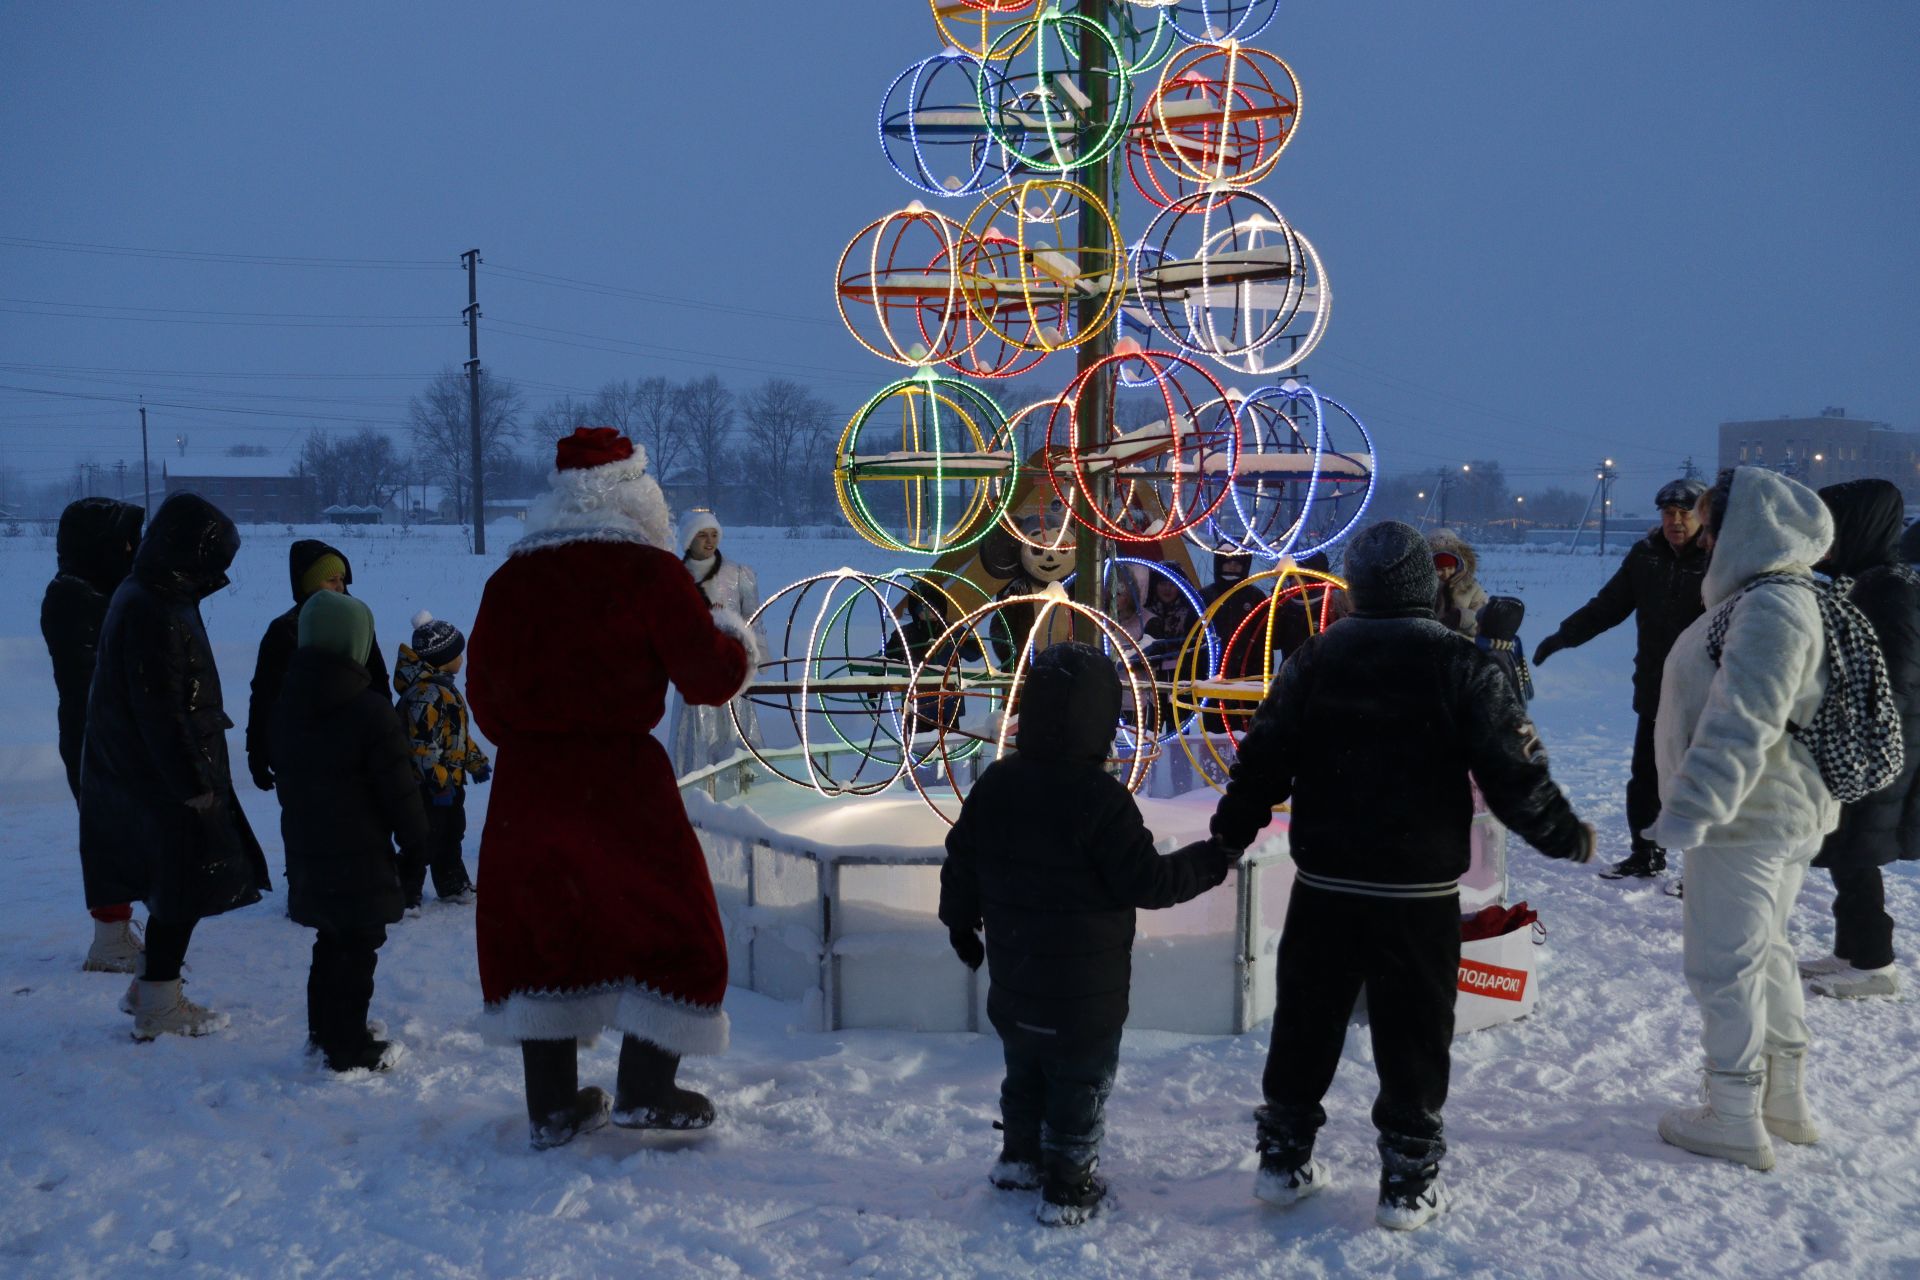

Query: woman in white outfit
1647,466,1840,1171
669,511,768,776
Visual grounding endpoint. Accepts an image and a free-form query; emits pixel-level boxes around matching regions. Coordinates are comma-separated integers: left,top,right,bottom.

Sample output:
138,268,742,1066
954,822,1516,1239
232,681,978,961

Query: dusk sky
3,1,1915,505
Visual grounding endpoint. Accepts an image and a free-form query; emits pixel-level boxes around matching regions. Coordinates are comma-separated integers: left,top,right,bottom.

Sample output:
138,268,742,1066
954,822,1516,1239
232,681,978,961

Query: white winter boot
130,979,229,1041
1797,952,1851,979
1658,1071,1774,1171
1762,1051,1819,1145
1810,964,1901,999
84,918,144,973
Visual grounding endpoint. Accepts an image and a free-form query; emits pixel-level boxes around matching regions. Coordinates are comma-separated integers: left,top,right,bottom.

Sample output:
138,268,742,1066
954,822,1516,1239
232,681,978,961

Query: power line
0,304,455,330
0,235,450,269
487,263,832,327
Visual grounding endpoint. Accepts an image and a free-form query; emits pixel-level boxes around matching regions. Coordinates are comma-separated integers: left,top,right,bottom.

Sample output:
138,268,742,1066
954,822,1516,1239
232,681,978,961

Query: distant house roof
164,456,300,479
321,504,385,515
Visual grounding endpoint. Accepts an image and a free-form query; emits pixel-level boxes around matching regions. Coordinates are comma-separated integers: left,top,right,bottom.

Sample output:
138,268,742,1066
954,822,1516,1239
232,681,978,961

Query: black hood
1818,478,1904,578
134,493,240,602
1340,521,1438,618
1211,553,1252,590
1479,595,1526,643
1016,642,1121,763
55,497,144,593
288,538,354,604
1902,516,1920,566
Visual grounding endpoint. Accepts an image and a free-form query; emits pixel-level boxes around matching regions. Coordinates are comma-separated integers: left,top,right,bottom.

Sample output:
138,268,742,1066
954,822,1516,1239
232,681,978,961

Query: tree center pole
1073,0,1114,641
463,248,486,555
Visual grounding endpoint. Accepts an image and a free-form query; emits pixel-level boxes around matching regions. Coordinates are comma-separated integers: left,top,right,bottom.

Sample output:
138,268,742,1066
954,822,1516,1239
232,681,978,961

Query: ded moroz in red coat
467,427,756,1054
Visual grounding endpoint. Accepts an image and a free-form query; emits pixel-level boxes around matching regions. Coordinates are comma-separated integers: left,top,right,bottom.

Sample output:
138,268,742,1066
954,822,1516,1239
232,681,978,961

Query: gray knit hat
1341,521,1439,616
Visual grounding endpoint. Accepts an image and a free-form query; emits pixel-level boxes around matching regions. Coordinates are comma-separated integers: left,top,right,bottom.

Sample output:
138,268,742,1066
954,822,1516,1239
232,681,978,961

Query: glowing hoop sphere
834,371,1014,555
1130,42,1299,205
961,180,1125,355
836,205,983,367
879,51,1017,199
1131,189,1326,371
1065,555,1219,741
978,13,1133,174
1199,382,1376,559
1043,347,1239,542
930,0,1039,61
1163,0,1278,45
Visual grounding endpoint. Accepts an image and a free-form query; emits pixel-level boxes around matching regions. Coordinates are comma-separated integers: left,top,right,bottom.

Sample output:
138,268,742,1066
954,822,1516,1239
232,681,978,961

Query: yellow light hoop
1150,41,1301,189
961,179,1125,354
930,0,1039,62
1168,562,1347,790
834,205,988,368
833,374,1014,555
909,584,1160,824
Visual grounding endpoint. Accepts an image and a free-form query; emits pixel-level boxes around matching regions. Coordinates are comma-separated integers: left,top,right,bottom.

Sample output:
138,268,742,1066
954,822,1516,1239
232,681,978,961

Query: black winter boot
1599,847,1666,880
522,1039,612,1150
988,1121,1042,1191
612,1035,715,1130
1036,1152,1107,1227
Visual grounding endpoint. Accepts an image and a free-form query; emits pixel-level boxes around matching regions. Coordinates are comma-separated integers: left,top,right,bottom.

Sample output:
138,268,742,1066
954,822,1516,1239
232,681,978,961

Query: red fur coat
467,528,753,1053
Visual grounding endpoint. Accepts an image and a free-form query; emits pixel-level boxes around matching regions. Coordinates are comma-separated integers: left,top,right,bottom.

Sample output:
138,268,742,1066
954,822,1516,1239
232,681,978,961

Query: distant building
1719,408,1920,498
163,456,317,523
322,503,384,525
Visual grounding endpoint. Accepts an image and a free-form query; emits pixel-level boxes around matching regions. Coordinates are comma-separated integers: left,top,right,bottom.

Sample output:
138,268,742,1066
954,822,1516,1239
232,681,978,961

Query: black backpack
1705,572,1904,804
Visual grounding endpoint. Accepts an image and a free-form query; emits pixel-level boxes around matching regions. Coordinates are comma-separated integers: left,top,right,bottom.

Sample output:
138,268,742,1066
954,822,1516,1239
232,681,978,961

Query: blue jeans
998,1025,1124,1168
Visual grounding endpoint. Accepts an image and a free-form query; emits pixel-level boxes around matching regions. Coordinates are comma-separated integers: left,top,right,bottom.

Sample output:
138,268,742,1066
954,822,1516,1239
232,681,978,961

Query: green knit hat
299,552,348,599
298,589,373,665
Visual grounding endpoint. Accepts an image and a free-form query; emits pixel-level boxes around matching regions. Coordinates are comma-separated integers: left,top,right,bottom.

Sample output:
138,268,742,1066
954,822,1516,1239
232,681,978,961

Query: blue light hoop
1063,555,1218,742
1200,382,1376,561
879,50,1017,199
1165,0,1279,45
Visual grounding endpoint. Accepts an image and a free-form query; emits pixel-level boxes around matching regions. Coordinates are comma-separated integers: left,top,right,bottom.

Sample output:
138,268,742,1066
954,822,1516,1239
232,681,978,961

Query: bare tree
620,377,688,487
528,393,597,442
675,375,734,512
407,365,524,524
740,378,836,525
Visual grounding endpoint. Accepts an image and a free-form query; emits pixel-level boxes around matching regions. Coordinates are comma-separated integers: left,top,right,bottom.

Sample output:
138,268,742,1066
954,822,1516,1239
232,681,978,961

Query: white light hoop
1209,227,1331,376
1131,190,1310,364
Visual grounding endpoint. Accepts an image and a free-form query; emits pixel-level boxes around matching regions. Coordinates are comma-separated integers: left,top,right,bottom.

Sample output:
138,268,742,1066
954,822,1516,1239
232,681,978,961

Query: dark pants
403,788,473,902
1627,711,1663,856
1258,884,1458,1183
63,733,133,924
998,1024,1124,1170
143,917,196,982
1830,863,1896,970
307,925,387,1053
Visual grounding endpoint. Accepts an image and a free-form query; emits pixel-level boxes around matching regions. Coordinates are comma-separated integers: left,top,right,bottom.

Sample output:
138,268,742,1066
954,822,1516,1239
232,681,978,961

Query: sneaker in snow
325,1039,406,1074
1797,953,1853,979
1376,1177,1449,1231
1599,849,1666,880
1810,964,1900,999
440,888,476,905
1254,1158,1328,1207
84,918,144,973
1664,878,1685,899
130,979,228,1041
305,1020,389,1057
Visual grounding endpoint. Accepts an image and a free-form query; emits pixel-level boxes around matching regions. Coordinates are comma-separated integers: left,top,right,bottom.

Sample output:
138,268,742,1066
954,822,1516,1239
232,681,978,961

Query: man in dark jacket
1209,520,1593,1232
1532,477,1709,879
246,539,389,793
1801,480,1919,999
40,497,146,972
274,590,431,1072
939,641,1234,1227
80,493,269,1040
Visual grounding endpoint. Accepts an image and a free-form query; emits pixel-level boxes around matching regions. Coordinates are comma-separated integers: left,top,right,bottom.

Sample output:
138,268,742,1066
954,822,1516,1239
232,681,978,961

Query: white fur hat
679,508,721,552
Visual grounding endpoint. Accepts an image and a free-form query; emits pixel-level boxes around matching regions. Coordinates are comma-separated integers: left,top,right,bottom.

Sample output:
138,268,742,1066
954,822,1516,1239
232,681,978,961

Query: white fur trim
479,980,729,1055
679,508,722,552
710,607,760,701
519,447,674,552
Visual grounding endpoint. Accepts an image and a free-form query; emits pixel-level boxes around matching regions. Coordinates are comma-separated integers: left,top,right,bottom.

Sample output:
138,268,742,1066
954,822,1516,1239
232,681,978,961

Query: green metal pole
1073,0,1114,641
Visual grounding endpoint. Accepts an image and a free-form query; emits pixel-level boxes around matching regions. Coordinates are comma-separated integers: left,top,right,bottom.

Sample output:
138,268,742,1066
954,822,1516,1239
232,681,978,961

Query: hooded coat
79,494,268,922
1812,479,1920,869
1649,467,1840,854
40,498,144,796
1426,529,1489,639
938,643,1232,1040
245,539,389,791
1546,527,1709,715
467,442,754,1054
1212,521,1589,884
272,646,430,932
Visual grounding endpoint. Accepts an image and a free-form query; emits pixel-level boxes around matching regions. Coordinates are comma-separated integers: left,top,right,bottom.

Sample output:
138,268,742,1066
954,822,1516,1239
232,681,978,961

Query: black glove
1175,837,1242,886
1532,633,1567,666
948,925,984,971
250,765,274,793
1566,823,1597,865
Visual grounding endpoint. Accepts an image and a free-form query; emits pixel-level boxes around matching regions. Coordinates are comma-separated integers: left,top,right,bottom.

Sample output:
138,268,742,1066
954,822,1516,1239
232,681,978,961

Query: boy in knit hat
393,610,490,909
273,590,430,1072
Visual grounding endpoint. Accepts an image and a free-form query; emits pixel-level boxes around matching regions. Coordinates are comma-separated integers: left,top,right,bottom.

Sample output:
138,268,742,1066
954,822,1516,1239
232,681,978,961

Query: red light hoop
836,205,986,368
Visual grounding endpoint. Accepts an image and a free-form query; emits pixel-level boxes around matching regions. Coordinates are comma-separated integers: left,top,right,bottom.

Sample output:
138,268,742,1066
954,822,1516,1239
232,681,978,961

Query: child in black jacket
1209,520,1593,1230
939,641,1236,1226
273,590,430,1073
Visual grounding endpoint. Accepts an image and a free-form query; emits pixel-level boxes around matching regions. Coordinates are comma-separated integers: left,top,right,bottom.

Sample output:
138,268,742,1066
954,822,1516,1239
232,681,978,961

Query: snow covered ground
2,523,1917,1278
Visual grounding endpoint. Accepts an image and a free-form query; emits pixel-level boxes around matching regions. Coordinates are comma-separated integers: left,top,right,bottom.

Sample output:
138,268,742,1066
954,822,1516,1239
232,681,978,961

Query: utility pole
1436,468,1451,527
114,459,127,499
139,399,152,517
1071,0,1113,642
462,248,487,555
1596,457,1617,555
1681,454,1700,482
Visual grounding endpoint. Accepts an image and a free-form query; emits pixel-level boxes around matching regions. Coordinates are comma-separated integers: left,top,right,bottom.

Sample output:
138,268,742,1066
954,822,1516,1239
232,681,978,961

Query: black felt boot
522,1038,611,1150
988,1121,1042,1191
611,1035,715,1130
1036,1152,1107,1227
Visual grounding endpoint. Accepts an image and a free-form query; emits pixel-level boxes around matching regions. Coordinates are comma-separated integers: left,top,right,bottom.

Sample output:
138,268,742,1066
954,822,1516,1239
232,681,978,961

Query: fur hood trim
517,446,674,552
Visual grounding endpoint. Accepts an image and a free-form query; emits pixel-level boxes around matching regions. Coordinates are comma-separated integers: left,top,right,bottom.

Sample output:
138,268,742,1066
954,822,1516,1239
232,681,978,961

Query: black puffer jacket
938,643,1231,1040
1212,522,1588,884
40,498,144,796
79,494,268,922
272,646,430,931
1814,480,1920,869
1546,528,1708,714
246,539,389,790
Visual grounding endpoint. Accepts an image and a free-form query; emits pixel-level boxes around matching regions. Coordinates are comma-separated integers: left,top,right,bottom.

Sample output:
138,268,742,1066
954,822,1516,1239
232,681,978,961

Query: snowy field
2,522,1917,1278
